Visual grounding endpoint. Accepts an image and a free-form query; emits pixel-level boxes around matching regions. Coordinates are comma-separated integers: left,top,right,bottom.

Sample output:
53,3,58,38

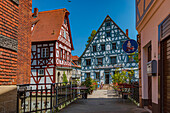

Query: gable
31,8,74,50
80,15,129,58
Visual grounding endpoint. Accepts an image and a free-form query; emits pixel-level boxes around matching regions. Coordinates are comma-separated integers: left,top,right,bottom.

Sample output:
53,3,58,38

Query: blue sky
32,0,138,57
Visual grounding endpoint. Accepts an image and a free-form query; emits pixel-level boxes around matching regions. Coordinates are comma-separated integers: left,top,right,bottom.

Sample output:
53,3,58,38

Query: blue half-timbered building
80,15,138,84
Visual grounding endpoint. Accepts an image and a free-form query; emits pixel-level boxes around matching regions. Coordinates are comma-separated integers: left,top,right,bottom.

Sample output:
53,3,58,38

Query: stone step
98,84,113,90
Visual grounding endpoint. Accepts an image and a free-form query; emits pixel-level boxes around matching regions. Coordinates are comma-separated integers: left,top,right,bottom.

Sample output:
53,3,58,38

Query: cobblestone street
59,90,149,113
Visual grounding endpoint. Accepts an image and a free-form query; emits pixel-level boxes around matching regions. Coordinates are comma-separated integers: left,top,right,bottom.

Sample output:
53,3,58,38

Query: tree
111,68,128,84
128,52,139,63
85,30,97,47
62,71,68,85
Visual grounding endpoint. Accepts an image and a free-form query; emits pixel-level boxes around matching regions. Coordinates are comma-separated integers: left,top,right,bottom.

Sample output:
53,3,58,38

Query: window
64,30,66,39
112,43,116,50
86,73,90,78
148,45,152,62
106,31,111,37
41,48,49,58
106,22,110,27
67,52,69,61
64,18,67,24
38,69,44,76
111,57,116,64
97,58,103,65
96,73,100,79
101,44,105,51
65,51,67,60
93,45,97,52
60,49,63,59
86,59,91,66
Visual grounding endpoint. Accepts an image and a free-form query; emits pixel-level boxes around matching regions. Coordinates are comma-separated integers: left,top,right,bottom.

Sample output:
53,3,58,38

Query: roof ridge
39,8,67,14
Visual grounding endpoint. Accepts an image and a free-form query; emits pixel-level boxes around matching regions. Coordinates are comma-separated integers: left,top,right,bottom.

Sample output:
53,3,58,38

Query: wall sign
122,39,138,53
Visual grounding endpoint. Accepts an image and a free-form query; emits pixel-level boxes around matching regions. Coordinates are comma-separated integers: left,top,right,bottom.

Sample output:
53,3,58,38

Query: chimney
33,8,38,17
126,29,128,37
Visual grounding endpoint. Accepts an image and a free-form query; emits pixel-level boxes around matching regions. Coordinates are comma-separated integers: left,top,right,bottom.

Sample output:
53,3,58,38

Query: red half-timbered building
31,8,74,89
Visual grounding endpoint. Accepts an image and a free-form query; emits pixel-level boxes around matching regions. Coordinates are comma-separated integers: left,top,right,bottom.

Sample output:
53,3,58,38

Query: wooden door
148,45,152,109
162,36,170,113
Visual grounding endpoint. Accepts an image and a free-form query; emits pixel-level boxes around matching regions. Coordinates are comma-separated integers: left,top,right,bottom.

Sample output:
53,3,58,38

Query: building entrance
105,74,109,84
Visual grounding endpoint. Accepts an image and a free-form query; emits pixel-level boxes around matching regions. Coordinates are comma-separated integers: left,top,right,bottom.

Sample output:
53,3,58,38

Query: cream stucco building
136,0,170,113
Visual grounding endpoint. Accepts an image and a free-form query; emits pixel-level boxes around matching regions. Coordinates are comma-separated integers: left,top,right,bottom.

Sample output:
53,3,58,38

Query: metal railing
17,82,77,113
130,82,139,103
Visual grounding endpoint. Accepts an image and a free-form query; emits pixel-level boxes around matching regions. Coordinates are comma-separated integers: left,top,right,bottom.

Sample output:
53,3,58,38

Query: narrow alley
59,89,149,113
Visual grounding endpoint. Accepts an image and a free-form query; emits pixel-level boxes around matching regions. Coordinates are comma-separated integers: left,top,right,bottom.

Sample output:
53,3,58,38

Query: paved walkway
59,90,149,113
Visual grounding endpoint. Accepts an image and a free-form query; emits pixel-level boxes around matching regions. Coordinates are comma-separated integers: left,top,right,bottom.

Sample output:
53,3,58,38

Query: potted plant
81,77,93,98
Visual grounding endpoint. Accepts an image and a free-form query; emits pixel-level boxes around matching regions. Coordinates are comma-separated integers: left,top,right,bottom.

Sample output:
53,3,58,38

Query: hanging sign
122,39,138,53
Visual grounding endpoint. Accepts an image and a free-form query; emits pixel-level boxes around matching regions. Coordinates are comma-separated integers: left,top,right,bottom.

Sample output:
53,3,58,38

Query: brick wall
17,0,32,84
0,0,32,85
0,48,17,85
0,0,19,85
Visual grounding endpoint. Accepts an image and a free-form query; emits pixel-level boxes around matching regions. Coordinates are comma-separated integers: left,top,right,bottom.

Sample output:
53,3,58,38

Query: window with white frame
68,52,70,61
111,56,117,64
97,58,103,65
38,69,44,76
41,48,49,58
60,49,63,59
65,51,67,60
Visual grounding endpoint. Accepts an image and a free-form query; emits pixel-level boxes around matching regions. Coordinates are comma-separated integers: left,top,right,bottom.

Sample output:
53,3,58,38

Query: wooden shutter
162,37,170,113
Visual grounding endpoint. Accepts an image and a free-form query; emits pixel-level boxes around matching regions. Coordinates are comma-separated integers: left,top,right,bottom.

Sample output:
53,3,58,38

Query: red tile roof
71,55,79,61
71,61,81,68
31,8,74,50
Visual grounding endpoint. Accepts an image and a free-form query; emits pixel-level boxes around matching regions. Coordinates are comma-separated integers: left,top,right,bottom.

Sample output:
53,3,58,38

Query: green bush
92,79,98,90
62,71,68,85
111,68,129,84
81,77,93,94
